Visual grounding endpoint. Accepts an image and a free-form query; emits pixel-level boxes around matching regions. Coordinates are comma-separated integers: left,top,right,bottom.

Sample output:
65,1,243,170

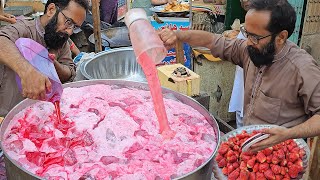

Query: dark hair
44,0,89,13
249,0,296,37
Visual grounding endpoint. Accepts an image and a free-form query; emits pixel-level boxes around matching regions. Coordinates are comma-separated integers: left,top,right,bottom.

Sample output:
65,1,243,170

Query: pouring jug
15,38,63,103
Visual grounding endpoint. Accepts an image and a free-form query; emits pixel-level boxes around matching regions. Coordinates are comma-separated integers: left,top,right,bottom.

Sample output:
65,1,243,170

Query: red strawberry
234,151,240,158
228,164,236,175
218,158,227,168
287,162,293,168
222,166,228,175
256,172,266,180
227,150,235,157
233,145,240,151
295,159,303,171
256,152,267,163
280,159,287,166
215,154,223,162
280,167,287,175
288,153,299,162
262,147,273,156
241,154,251,162
247,157,256,168
218,145,229,155
275,175,283,180
283,173,290,179
240,161,247,170
291,147,300,153
228,155,238,163
229,169,240,179
242,151,255,156
277,149,285,160
271,164,281,175
239,170,249,180
249,172,256,180
271,155,280,164
233,162,240,168
259,163,269,173
299,149,306,158
253,163,259,172
288,164,301,178
264,169,276,180
266,155,273,163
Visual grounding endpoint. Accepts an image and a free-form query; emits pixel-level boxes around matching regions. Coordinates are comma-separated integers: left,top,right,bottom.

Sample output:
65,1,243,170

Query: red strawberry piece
299,149,306,158
233,162,240,168
288,153,299,162
229,169,240,179
242,151,255,156
291,147,300,153
280,167,287,175
287,162,293,168
266,155,273,164
228,155,238,163
247,157,256,168
249,172,256,180
228,164,235,174
277,149,285,160
280,159,287,166
275,175,283,180
287,144,294,152
227,150,235,157
218,145,229,155
218,158,227,168
215,154,224,162
253,163,259,173
256,172,266,180
256,152,267,163
222,166,228,175
271,155,280,164
264,169,276,180
241,154,252,162
295,159,303,171
239,170,249,180
259,163,269,173
282,146,288,153
234,151,240,158
233,145,240,151
283,173,290,179
240,161,247,170
288,164,301,179
262,147,273,156
271,164,281,175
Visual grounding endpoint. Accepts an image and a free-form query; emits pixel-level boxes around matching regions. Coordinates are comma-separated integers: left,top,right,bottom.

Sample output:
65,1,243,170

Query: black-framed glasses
56,6,81,31
240,25,273,45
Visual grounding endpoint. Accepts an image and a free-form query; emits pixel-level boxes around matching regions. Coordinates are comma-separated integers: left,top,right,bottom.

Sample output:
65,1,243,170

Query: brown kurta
210,35,320,128
0,18,76,117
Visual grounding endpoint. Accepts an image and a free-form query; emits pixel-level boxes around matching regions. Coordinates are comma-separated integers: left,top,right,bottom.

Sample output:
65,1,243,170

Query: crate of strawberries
212,125,310,180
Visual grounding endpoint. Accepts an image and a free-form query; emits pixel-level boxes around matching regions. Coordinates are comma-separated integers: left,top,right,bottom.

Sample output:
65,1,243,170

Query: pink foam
3,84,217,179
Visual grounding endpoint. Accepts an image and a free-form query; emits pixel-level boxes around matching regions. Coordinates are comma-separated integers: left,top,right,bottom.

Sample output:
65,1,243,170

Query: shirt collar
35,17,45,37
273,40,290,62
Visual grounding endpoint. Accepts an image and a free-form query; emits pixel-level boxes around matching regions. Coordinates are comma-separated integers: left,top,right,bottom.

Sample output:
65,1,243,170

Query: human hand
158,28,177,50
249,126,291,152
0,13,16,24
20,67,52,101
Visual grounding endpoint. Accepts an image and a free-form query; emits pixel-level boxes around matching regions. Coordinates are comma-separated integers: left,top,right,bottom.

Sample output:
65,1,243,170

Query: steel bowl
0,79,220,180
212,125,310,180
80,47,146,82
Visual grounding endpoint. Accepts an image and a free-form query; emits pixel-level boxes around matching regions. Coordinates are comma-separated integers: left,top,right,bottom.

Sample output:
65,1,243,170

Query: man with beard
159,0,320,151
0,0,89,117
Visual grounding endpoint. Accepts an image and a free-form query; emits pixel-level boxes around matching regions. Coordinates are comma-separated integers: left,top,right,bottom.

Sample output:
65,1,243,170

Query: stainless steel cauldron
0,80,220,180
79,47,146,82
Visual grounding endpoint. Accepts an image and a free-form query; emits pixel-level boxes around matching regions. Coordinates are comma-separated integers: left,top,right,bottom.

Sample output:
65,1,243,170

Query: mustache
247,38,276,67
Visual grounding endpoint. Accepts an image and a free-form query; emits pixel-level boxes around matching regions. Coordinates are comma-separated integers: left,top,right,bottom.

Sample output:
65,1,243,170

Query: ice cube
83,131,94,146
201,133,215,143
134,130,149,137
105,128,116,142
9,140,23,153
100,156,120,165
124,142,143,158
25,151,46,166
63,149,77,166
87,108,100,116
78,174,95,180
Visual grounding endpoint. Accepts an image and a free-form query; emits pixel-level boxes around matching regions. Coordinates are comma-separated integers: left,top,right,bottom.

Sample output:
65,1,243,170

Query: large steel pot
79,47,146,82
0,80,220,180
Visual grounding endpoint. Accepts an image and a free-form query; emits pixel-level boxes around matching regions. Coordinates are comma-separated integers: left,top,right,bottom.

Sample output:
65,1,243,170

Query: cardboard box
157,63,200,96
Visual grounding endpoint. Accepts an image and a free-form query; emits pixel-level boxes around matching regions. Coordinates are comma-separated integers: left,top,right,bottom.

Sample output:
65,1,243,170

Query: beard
44,12,69,50
247,36,276,68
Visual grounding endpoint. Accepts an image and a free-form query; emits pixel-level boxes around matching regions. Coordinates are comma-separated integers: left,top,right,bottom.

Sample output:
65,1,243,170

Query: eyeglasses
240,25,273,45
56,6,81,32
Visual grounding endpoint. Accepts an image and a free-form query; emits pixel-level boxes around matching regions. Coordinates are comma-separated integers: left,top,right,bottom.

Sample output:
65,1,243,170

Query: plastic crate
4,6,33,16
